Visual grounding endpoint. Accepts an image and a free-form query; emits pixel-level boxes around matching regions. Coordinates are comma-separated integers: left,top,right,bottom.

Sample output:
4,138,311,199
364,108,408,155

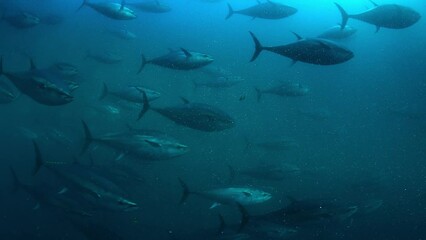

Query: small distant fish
86,50,123,64
229,164,300,182
179,178,272,209
139,93,235,132
226,1,297,20
255,82,309,101
99,82,161,103
335,2,421,32
2,12,40,29
129,0,171,13
318,25,357,40
249,31,354,65
138,48,213,72
78,0,137,20
105,27,137,40
194,76,244,89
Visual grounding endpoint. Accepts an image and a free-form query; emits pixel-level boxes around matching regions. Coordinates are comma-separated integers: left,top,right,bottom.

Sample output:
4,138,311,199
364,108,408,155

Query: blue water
0,0,425,239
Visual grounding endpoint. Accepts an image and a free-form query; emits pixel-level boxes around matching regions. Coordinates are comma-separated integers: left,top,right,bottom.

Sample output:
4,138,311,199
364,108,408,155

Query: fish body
99,83,161,103
180,179,272,208
78,0,136,20
0,58,74,106
226,1,297,20
255,82,309,101
249,32,353,65
335,3,420,32
130,1,171,13
317,25,357,40
87,50,123,64
82,121,188,161
2,12,40,28
141,97,235,132
32,142,138,212
138,48,213,72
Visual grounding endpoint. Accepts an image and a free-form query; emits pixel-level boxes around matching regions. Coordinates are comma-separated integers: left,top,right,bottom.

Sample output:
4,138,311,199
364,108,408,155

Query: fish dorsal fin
29,58,37,70
369,0,379,7
242,191,252,197
180,48,192,58
291,32,303,41
144,139,161,148
120,0,125,10
180,97,190,104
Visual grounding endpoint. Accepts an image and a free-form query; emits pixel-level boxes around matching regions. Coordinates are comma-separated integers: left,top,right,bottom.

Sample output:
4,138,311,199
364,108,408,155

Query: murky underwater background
0,0,425,239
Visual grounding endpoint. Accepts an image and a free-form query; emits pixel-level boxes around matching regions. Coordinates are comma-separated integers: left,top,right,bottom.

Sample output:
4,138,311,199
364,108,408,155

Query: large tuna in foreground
335,2,420,32
249,32,354,65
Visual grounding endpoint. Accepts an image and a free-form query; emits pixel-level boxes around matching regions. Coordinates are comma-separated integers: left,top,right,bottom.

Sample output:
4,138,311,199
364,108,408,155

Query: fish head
191,52,214,67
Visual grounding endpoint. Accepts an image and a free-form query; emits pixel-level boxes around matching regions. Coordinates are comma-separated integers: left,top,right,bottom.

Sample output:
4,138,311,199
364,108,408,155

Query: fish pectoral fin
209,202,221,209
33,203,41,210
375,25,380,33
57,187,68,195
144,139,162,148
242,191,252,197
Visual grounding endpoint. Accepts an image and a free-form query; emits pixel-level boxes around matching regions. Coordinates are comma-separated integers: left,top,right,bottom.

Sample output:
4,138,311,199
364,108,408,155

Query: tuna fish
138,48,213,72
105,27,137,40
0,57,74,106
32,141,139,212
226,1,297,20
139,92,235,132
179,179,272,209
78,0,137,20
99,82,161,103
86,50,123,64
10,167,93,217
317,25,357,40
335,2,421,32
255,82,309,101
249,31,354,65
129,0,171,13
2,12,40,29
81,121,188,161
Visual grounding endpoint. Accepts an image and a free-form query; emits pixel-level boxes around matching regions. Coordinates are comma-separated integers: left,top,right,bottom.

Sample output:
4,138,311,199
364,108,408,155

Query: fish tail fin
32,141,44,176
227,165,236,183
255,87,262,102
249,32,263,62
80,120,93,155
138,90,150,120
225,3,234,20
178,178,190,204
334,3,349,29
236,202,250,232
77,0,88,11
10,166,22,193
137,55,148,74
99,82,108,100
